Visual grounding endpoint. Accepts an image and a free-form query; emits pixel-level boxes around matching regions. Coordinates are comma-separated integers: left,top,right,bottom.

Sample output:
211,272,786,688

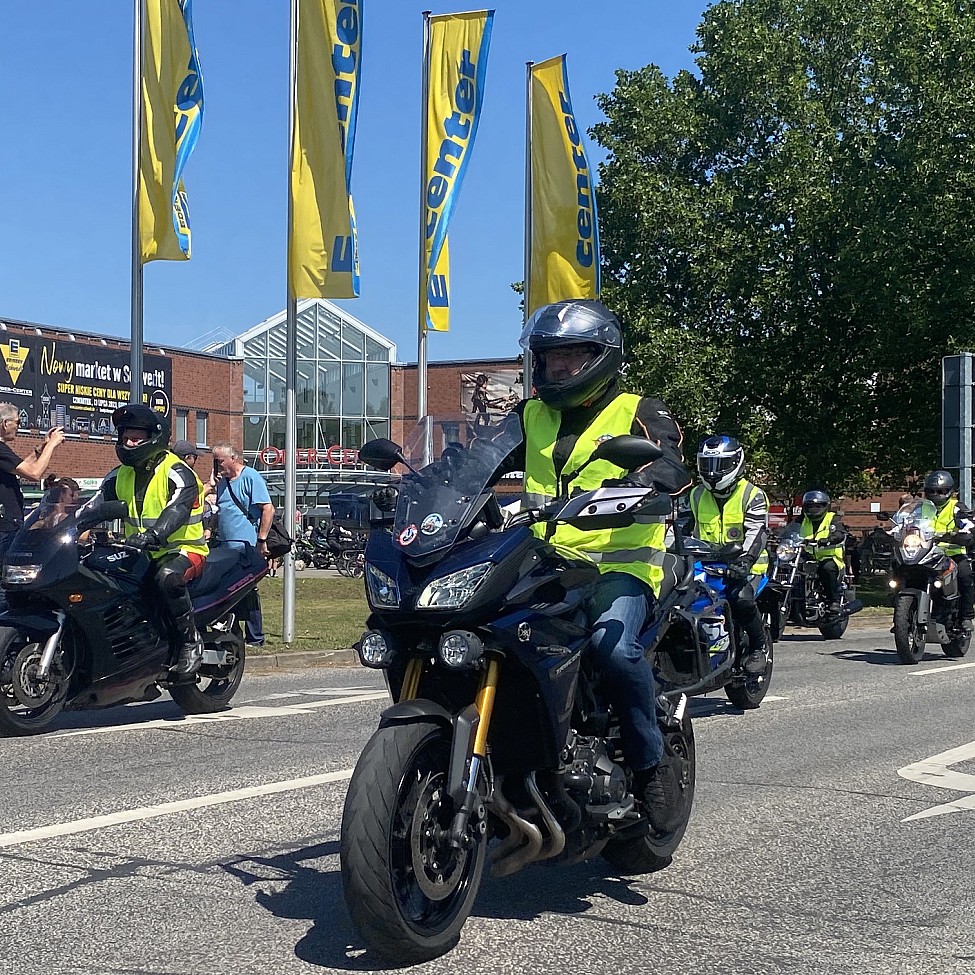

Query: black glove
127,529,159,551
372,486,398,513
724,559,752,583
601,475,647,488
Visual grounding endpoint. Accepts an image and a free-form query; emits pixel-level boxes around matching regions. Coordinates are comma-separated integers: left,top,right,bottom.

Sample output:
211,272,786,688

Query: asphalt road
2,623,974,975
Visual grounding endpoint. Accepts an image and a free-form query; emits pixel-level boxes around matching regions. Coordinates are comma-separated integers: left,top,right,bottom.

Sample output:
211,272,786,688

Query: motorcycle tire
725,633,773,710
341,720,487,965
892,595,926,664
943,628,970,659
818,617,848,640
0,627,71,736
602,716,695,874
169,638,246,714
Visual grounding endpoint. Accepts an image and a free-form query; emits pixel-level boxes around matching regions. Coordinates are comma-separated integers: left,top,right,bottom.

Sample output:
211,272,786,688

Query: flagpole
130,0,145,405
282,0,299,644
522,60,534,401
416,10,431,425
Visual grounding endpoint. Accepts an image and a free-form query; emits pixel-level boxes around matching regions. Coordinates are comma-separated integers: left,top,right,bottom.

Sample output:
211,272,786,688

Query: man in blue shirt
212,442,275,647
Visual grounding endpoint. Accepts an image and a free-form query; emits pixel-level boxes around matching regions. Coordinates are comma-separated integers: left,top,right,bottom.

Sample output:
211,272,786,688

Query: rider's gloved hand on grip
601,475,647,488
128,529,159,551
724,559,751,583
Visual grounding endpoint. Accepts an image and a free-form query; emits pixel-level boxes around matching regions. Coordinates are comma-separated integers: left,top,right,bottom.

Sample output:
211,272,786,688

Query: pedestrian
211,441,274,648
172,439,200,470
0,401,65,543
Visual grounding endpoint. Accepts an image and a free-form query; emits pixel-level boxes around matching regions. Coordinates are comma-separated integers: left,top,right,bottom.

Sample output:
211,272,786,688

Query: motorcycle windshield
890,500,937,541
392,413,523,558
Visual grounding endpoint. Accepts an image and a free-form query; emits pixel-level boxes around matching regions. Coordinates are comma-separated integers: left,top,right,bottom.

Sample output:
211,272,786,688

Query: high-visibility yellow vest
689,481,769,575
523,394,666,593
933,500,967,556
116,452,208,560
800,512,844,568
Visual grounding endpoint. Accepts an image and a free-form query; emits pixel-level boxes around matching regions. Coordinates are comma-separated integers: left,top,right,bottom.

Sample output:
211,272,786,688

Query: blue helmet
697,435,745,496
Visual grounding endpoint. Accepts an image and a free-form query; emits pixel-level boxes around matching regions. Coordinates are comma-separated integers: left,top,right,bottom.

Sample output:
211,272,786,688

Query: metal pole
962,352,972,507
282,0,299,644
522,61,533,401
416,11,431,423
130,0,145,405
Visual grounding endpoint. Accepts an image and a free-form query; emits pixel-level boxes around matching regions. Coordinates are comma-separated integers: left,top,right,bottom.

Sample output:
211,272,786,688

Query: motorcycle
887,499,971,663
0,492,268,736
339,417,731,963
767,524,863,640
681,538,775,710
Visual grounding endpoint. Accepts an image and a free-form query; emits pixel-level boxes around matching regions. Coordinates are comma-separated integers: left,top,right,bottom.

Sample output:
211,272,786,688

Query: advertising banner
460,369,520,429
0,336,171,434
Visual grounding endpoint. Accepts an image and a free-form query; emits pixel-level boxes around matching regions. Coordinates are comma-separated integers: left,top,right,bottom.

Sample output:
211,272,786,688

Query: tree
593,0,975,499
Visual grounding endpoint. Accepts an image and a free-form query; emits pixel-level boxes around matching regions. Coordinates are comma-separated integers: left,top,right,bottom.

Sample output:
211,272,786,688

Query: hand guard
127,529,159,551
600,474,647,489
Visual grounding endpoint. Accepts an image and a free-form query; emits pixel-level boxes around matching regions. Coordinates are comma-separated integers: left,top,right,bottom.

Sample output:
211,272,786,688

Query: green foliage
594,0,975,499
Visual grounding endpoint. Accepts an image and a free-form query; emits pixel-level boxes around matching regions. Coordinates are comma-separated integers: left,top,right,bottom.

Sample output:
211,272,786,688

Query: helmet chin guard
113,402,171,468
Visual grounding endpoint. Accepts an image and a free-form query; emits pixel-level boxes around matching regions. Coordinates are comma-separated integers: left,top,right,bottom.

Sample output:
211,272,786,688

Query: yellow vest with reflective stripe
116,452,208,560
800,512,844,568
933,500,967,556
689,482,769,574
523,394,666,593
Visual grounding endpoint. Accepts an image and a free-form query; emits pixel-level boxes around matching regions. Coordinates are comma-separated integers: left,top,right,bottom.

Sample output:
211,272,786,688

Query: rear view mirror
590,435,663,471
358,438,405,472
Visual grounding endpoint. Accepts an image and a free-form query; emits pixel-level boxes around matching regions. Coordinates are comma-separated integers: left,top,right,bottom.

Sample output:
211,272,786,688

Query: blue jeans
587,572,663,770
217,541,265,646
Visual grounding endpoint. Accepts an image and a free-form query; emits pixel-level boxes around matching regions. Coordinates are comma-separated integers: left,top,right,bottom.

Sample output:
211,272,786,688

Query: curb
247,648,359,672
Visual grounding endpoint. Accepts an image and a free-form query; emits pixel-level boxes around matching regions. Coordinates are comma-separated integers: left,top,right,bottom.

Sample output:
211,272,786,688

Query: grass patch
253,576,369,653
856,573,895,613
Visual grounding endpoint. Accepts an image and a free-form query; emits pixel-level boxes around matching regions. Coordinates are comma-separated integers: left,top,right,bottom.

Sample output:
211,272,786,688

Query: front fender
0,610,60,637
379,698,480,805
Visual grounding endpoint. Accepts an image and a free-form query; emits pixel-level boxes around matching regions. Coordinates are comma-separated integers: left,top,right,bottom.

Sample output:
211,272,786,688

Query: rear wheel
602,716,695,874
0,628,72,736
341,721,487,964
944,622,970,659
892,595,926,664
725,631,773,710
818,617,848,640
169,634,245,714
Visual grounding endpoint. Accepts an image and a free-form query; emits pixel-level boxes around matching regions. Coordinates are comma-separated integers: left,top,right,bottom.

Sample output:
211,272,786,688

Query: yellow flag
528,55,600,315
422,10,494,332
139,0,204,263
290,0,362,298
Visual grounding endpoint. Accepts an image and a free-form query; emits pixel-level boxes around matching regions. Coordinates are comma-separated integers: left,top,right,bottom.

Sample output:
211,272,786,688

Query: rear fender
379,699,481,805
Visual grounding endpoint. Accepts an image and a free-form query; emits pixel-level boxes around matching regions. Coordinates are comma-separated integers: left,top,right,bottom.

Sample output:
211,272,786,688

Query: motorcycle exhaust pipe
525,771,566,861
488,778,543,878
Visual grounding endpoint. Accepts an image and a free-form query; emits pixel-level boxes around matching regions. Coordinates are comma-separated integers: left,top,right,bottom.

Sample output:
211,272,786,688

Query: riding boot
742,617,769,674
167,591,203,680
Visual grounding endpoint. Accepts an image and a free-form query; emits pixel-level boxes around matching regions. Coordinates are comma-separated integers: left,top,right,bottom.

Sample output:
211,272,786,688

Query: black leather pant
153,553,200,655
817,559,842,603
726,578,767,656
955,555,975,619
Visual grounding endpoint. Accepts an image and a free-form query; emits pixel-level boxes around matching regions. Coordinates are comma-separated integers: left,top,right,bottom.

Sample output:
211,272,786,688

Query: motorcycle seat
189,546,266,599
657,553,691,601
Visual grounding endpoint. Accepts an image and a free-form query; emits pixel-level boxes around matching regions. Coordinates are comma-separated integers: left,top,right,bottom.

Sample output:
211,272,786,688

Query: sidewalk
247,647,358,672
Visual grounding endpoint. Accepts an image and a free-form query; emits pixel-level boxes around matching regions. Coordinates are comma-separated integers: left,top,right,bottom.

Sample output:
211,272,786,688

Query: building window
195,412,208,446
175,410,188,441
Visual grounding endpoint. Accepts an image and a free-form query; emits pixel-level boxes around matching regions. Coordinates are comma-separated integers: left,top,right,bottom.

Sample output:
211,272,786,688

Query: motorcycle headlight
416,562,493,609
901,534,925,561
776,544,796,562
365,564,399,608
3,564,42,585
357,629,394,668
439,630,485,669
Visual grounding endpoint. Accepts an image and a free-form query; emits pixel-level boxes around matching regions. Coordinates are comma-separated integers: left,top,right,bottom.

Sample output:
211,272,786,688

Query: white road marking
0,769,355,850
909,661,975,676
53,691,389,739
898,740,975,821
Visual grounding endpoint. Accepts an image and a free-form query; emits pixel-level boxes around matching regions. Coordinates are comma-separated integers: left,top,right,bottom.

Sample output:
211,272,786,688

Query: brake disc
11,644,57,708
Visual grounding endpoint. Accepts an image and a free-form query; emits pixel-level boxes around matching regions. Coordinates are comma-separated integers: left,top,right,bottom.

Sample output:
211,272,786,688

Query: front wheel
0,627,72,736
169,637,245,714
892,595,926,664
818,617,849,640
341,721,487,964
602,716,695,874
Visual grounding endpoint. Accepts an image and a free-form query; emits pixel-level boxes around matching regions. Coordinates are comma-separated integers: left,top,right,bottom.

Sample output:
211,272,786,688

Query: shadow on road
50,699,187,733
224,838,651,971
827,647,941,665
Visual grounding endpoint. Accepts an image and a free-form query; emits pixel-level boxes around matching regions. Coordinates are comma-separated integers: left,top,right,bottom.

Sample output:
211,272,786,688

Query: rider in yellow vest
688,435,770,674
95,404,208,679
489,299,692,834
923,470,975,631
797,490,847,614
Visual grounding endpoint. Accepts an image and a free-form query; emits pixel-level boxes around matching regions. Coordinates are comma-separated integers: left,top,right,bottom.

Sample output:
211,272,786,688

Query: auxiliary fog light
357,629,394,668
439,630,485,669
888,579,898,589
934,579,943,589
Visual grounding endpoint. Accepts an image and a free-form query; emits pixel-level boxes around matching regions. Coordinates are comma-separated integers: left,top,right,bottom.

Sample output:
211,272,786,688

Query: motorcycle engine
564,735,627,805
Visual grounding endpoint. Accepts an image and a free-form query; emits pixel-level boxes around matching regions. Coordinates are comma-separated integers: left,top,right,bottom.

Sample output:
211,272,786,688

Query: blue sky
2,1,708,363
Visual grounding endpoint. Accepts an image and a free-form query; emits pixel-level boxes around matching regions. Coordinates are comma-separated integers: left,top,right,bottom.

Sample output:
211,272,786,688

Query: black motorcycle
888,499,971,663
0,493,268,736
767,524,863,640
339,418,732,964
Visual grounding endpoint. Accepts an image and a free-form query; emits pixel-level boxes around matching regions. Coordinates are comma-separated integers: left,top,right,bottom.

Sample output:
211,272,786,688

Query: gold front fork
399,657,423,701
472,654,501,756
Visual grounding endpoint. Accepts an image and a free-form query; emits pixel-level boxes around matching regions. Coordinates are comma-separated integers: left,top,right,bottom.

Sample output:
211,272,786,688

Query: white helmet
697,434,745,496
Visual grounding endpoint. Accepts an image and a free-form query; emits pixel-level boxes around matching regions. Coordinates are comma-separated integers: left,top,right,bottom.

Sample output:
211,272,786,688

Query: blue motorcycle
676,538,775,710
338,417,733,964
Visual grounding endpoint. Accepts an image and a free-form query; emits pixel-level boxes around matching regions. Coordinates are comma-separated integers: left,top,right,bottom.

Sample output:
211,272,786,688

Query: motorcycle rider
797,490,847,614
90,403,208,679
489,299,692,833
688,435,770,673
922,470,975,633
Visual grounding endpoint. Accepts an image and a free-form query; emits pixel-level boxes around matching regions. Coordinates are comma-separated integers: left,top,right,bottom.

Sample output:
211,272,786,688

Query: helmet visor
803,503,827,517
519,302,622,351
698,455,739,479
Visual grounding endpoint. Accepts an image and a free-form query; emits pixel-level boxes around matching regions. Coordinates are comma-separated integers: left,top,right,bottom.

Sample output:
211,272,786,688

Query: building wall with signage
0,317,242,483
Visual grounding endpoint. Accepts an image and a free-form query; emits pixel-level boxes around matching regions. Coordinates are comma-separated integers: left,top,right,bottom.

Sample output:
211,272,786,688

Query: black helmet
697,434,745,496
801,489,830,521
112,402,170,468
519,299,623,411
923,470,955,507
